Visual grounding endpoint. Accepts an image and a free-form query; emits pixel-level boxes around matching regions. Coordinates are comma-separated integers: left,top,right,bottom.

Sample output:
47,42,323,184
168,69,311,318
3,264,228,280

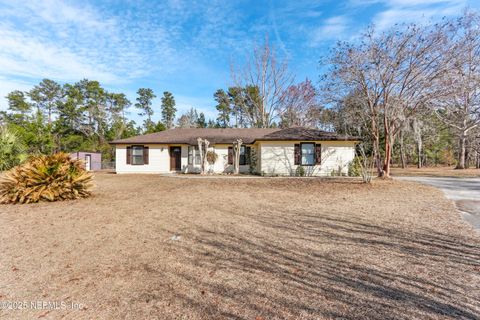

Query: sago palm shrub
0,153,93,204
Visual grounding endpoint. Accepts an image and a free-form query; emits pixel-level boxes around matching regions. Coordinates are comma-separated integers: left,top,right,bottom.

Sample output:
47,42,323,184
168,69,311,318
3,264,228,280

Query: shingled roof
109,127,359,145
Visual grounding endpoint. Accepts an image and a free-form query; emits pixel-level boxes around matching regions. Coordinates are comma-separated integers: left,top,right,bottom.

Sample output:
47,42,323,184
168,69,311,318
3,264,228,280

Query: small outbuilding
69,151,102,171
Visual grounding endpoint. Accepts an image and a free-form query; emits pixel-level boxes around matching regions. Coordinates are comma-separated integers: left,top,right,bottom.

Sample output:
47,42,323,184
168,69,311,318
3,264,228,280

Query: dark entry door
170,147,181,171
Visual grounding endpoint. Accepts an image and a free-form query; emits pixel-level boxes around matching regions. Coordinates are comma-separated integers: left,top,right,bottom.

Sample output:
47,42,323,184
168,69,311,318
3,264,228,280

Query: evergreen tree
161,91,176,129
214,89,230,127
28,79,62,124
6,91,31,125
135,88,156,132
197,112,207,128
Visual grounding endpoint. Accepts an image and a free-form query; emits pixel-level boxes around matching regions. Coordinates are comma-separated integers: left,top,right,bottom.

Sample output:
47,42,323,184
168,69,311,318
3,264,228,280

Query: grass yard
390,166,480,178
1,174,479,319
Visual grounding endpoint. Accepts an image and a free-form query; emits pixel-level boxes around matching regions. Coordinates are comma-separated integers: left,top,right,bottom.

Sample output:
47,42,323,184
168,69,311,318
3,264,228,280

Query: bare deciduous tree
231,39,293,128
278,79,322,128
197,137,210,174
432,11,480,169
322,23,446,177
232,139,243,174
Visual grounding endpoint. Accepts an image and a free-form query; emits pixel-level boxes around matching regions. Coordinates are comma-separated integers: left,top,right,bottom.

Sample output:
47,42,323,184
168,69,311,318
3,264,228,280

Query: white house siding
184,144,251,174
115,142,354,175
259,141,356,176
115,144,171,174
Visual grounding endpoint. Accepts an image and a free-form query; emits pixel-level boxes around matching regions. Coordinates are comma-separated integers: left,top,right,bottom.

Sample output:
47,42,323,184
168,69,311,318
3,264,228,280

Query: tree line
0,79,204,162
1,10,479,175
321,10,480,176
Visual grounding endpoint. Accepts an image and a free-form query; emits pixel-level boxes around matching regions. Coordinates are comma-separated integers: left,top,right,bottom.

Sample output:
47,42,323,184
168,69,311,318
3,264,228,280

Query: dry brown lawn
390,166,480,177
1,173,480,320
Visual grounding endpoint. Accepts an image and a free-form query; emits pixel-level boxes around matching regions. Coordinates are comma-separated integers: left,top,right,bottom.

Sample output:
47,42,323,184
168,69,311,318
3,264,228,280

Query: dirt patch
1,173,479,319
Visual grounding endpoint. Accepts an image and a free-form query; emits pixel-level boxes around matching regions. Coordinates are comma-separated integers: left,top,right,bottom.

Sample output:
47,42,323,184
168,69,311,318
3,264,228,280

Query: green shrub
295,165,305,177
0,153,93,204
348,157,362,177
249,148,257,174
0,126,27,171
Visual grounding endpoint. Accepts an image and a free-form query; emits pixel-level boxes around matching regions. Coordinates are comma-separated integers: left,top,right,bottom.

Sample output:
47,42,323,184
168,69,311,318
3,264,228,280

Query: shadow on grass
134,210,480,319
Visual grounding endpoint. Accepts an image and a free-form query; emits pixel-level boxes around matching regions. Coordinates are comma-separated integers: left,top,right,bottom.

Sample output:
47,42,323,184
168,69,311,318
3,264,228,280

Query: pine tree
161,91,176,129
135,88,156,132
214,89,230,128
197,112,207,128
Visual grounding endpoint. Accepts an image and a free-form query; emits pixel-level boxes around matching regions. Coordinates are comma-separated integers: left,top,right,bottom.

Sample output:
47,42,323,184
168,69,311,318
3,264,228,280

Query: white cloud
19,0,116,29
366,0,468,30
311,16,350,44
0,0,180,86
0,25,120,83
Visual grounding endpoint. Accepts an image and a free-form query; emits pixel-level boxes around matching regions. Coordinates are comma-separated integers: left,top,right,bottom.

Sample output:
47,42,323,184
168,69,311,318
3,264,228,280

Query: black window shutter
294,144,300,165
245,146,251,165
143,146,149,165
228,147,233,165
126,146,131,164
315,144,321,165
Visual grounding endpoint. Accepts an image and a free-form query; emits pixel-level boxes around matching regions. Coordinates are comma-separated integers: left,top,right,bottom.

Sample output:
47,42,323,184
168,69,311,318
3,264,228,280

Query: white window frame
188,145,202,165
300,143,315,166
131,145,144,165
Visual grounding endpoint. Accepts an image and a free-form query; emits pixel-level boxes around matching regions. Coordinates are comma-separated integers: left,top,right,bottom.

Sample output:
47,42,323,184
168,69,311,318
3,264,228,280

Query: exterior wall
115,144,171,174
183,144,251,174
258,141,356,176
114,141,355,176
70,152,102,171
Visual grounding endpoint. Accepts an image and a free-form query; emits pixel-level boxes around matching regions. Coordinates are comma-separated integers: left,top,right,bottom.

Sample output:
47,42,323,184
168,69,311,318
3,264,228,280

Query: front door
85,154,91,171
170,147,181,171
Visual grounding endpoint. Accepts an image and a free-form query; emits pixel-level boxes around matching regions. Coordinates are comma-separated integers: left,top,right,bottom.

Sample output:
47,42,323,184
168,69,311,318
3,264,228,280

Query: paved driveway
398,177,480,230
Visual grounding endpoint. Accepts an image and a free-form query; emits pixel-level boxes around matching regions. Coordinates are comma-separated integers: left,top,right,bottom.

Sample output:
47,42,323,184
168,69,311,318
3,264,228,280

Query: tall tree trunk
382,116,392,178
399,131,406,169
476,149,480,169
382,138,392,178
464,139,470,169
371,120,383,177
456,133,467,169
417,137,422,169
232,139,243,174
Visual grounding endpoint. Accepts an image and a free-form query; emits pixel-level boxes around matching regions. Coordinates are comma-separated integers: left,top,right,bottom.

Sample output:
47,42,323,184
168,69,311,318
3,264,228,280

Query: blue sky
0,0,478,124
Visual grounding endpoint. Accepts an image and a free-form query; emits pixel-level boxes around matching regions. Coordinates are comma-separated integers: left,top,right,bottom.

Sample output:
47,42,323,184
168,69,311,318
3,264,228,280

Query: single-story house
109,127,359,176
70,151,102,171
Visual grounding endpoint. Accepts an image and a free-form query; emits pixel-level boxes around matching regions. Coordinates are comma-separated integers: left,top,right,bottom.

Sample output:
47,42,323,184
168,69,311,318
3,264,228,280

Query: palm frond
0,152,94,204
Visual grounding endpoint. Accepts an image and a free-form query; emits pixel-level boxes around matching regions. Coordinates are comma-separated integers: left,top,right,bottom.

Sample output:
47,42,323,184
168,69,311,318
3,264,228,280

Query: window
239,146,246,165
301,143,315,166
228,146,251,165
239,146,251,165
188,146,193,165
195,146,201,165
188,146,201,165
132,146,144,165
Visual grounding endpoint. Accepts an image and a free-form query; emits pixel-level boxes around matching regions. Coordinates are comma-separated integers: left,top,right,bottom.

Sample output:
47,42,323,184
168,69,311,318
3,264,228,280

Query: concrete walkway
398,177,480,231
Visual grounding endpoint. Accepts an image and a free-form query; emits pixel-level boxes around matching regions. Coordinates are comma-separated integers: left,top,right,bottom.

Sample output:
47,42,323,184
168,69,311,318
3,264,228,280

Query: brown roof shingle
109,127,359,145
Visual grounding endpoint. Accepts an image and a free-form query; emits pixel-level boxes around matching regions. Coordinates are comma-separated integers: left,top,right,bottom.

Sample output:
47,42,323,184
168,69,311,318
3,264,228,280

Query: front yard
1,174,479,319
390,166,480,178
